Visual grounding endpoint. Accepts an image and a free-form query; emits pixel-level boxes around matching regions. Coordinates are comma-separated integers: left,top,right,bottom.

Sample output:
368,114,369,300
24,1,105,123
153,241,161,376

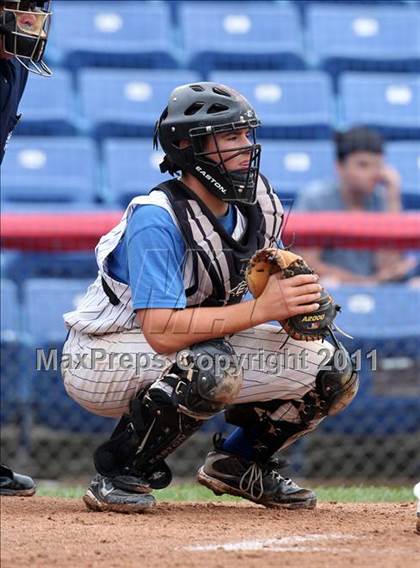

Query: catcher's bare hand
255,273,322,323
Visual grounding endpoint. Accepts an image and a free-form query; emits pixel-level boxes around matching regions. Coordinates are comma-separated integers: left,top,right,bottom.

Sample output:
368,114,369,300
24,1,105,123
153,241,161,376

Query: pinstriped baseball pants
61,324,334,421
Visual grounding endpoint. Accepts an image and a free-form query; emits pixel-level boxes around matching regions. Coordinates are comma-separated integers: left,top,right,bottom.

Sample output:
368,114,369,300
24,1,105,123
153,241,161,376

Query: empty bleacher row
1,277,419,435
15,68,420,140
2,136,419,209
45,1,420,74
3,0,418,211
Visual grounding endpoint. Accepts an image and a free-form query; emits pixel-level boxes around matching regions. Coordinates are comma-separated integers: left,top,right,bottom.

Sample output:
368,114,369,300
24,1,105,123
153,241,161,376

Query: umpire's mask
0,1,52,76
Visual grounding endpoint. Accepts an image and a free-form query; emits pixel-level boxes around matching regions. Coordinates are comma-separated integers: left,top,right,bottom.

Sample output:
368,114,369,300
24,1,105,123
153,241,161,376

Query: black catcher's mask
154,82,262,204
0,1,52,75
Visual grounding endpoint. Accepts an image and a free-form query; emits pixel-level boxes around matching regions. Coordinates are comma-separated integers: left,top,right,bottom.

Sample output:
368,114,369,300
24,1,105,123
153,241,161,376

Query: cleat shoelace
238,463,291,500
239,463,265,500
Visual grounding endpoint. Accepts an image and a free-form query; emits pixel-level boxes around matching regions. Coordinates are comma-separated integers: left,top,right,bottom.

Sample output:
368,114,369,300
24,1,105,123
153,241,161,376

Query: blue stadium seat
321,284,420,435
331,285,420,340
0,280,27,425
23,279,91,342
1,251,98,290
1,279,20,335
14,70,78,136
210,71,334,138
22,278,114,433
180,2,304,74
79,69,200,138
259,140,335,199
340,73,420,138
387,142,420,209
0,137,98,203
307,4,420,75
104,138,166,206
48,1,177,69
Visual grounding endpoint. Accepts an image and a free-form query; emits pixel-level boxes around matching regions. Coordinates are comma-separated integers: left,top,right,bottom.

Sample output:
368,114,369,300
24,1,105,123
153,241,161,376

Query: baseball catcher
61,81,359,513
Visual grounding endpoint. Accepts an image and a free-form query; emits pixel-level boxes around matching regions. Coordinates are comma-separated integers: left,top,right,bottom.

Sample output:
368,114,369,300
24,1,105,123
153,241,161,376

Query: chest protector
63,176,283,335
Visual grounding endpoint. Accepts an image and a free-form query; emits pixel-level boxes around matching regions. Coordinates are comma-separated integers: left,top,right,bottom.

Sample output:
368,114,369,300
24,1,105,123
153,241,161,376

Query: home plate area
186,532,355,553
1,499,418,568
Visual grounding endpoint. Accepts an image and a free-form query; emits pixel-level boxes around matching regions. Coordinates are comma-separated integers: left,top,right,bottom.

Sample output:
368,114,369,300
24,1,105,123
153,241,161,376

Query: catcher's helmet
154,82,261,204
0,1,52,76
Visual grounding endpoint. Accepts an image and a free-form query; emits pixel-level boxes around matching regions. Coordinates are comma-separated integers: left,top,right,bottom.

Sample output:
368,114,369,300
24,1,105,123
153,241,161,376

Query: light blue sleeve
126,205,187,310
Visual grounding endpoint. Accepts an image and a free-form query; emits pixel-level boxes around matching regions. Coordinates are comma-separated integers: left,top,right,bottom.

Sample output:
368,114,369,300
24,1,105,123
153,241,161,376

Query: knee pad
314,347,359,416
173,338,242,418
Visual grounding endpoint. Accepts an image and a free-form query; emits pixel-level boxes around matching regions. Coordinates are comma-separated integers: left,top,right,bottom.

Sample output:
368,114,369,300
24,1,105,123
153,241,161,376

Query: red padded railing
1,211,420,251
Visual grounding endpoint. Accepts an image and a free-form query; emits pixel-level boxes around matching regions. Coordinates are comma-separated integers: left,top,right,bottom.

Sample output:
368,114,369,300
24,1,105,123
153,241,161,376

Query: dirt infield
1,497,419,568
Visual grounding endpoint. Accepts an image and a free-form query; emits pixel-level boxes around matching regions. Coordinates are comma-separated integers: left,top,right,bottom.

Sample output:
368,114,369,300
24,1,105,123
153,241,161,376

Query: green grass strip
36,483,414,503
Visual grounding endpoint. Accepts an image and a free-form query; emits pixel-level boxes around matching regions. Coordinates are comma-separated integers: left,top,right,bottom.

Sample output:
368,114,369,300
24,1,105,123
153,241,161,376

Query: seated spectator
294,126,415,284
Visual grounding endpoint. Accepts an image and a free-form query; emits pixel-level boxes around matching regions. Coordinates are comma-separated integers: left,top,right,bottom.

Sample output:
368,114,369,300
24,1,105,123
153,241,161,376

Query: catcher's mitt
246,248,340,341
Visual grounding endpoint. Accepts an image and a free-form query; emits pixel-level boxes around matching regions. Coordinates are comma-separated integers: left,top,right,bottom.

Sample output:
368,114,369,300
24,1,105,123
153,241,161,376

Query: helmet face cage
155,82,263,204
189,122,262,204
1,0,52,76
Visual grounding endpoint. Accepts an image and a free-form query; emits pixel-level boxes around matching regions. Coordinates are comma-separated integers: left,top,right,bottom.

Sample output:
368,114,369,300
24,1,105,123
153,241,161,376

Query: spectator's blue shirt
294,179,387,276
107,203,237,309
0,59,29,164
